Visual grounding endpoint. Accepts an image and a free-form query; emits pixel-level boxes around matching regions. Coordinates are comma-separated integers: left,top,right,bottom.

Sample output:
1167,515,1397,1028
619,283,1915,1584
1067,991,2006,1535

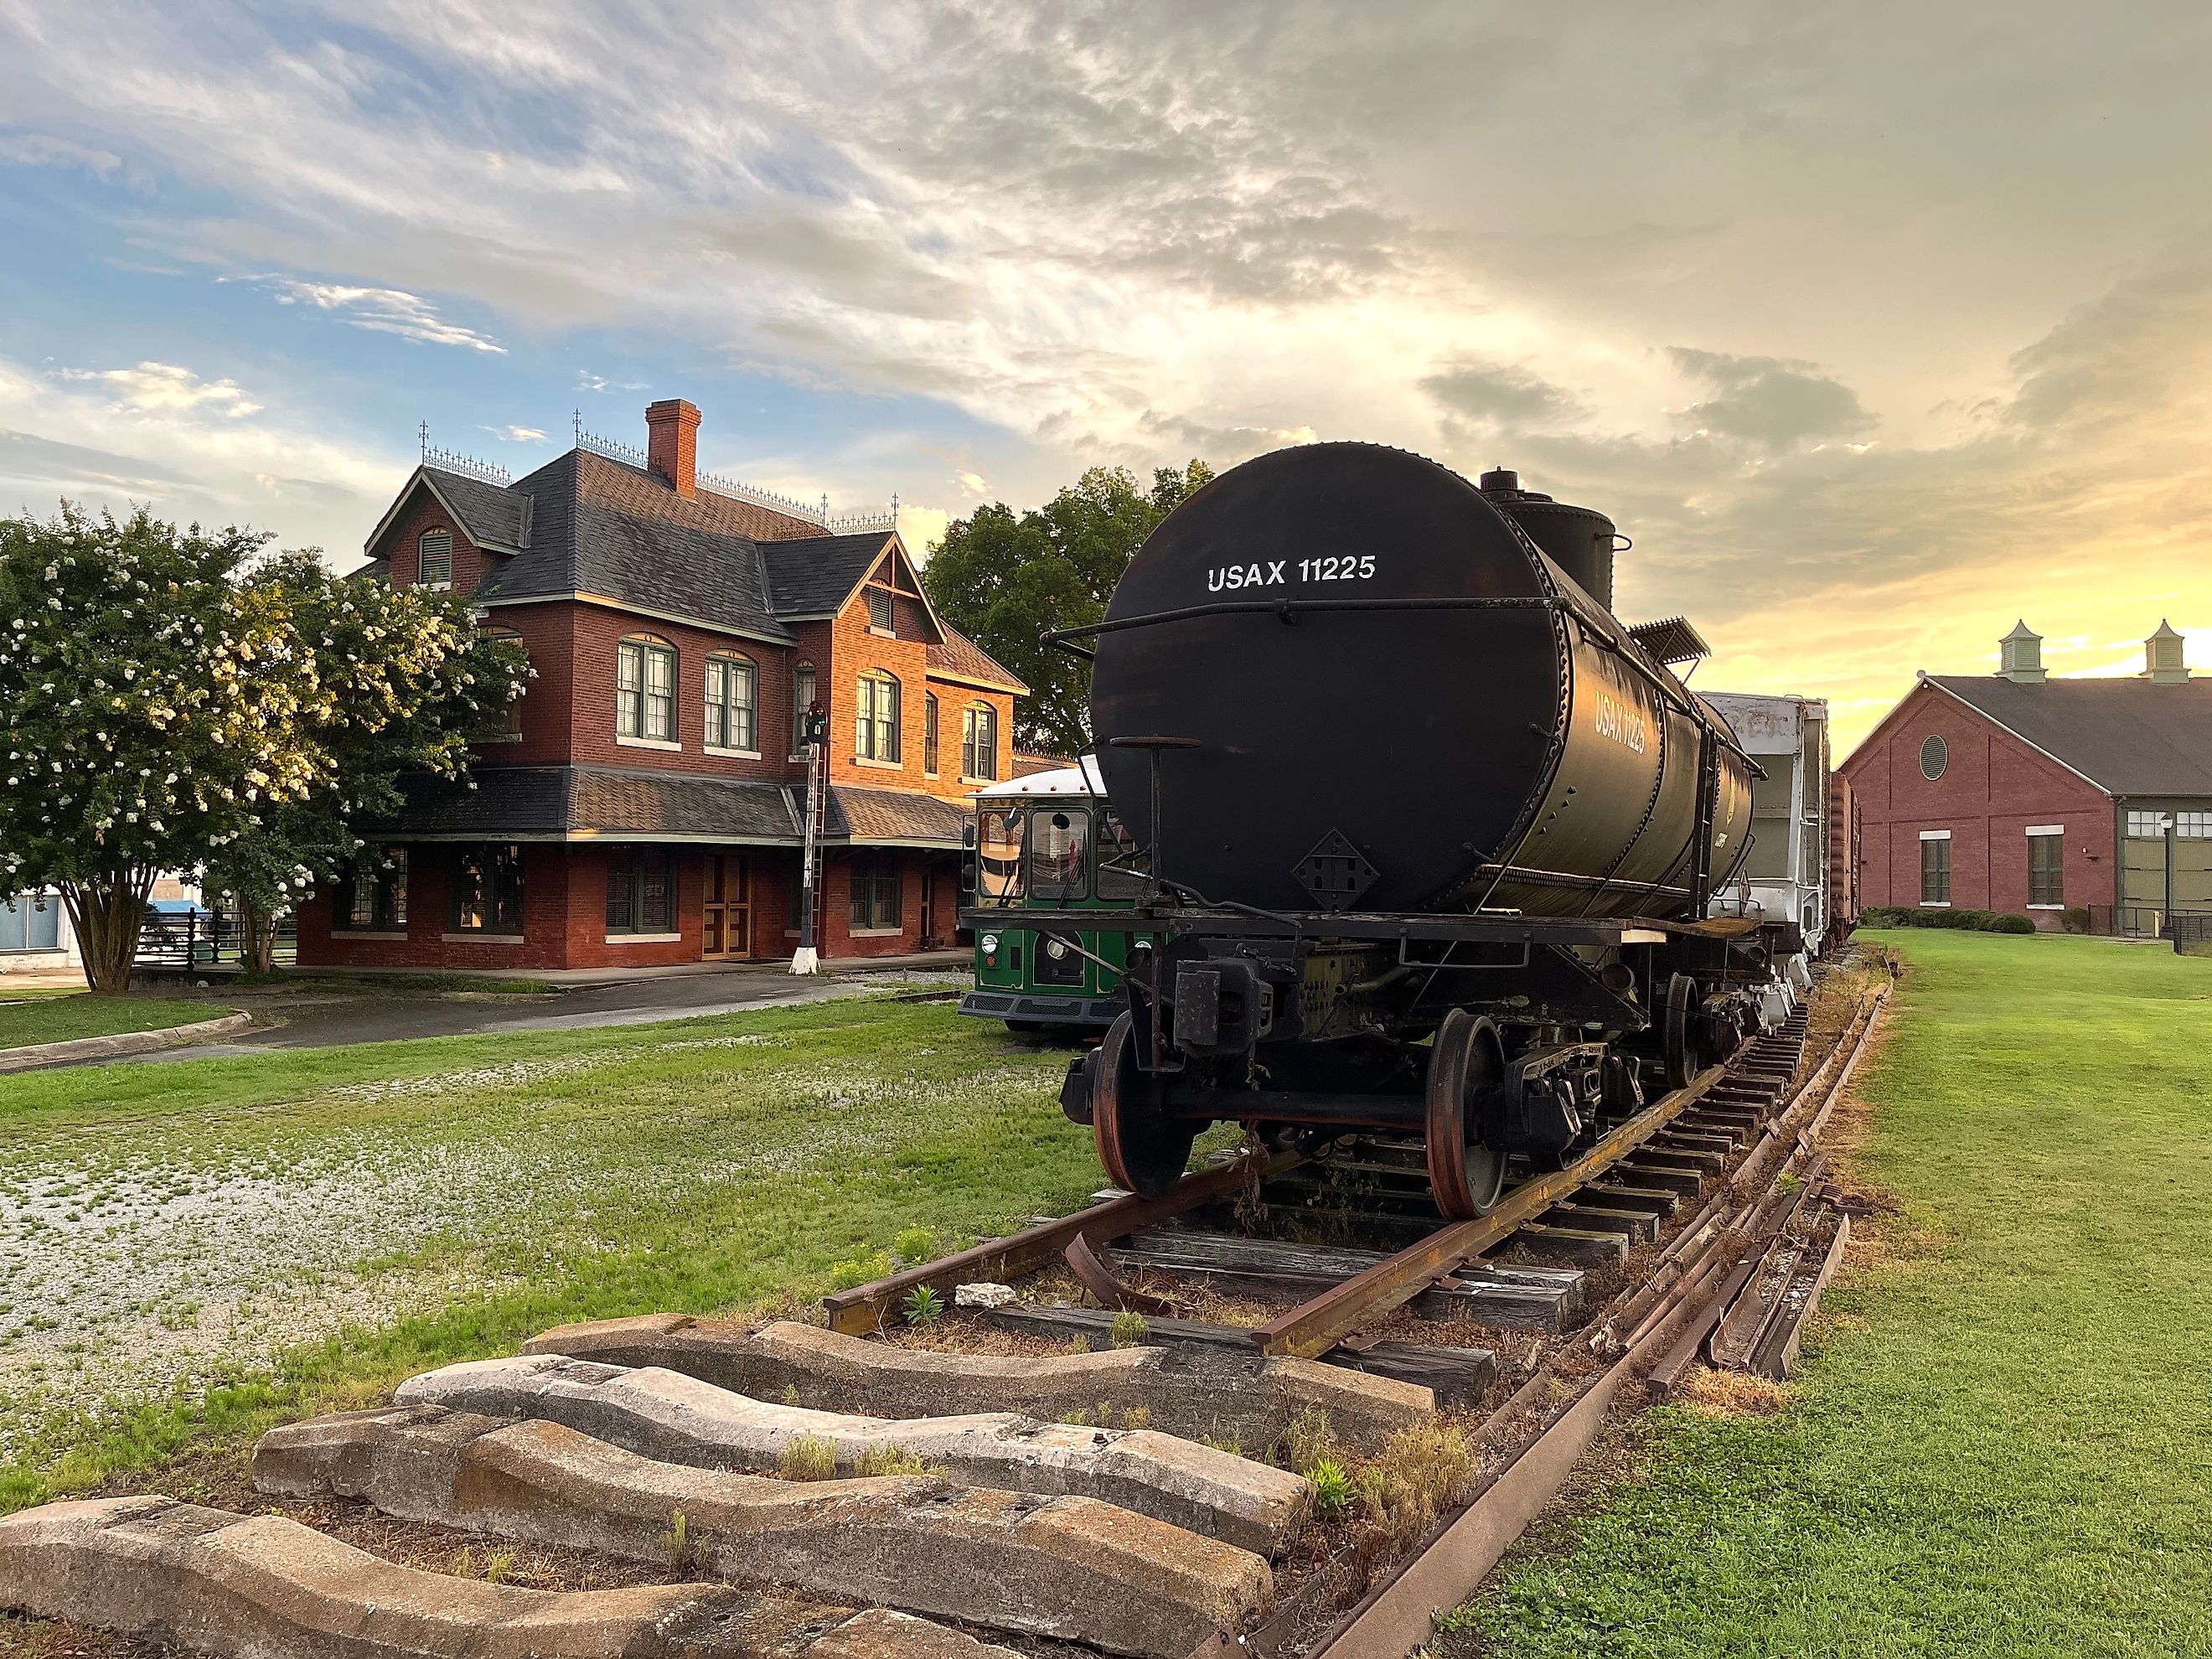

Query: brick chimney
644,399,700,498
2144,618,2189,684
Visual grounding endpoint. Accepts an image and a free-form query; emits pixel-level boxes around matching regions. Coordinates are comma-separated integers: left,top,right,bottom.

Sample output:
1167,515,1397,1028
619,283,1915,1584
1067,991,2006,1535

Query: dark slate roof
421,465,535,550
365,449,980,664
928,624,1028,693
826,785,969,846
372,767,968,846
374,766,802,843
378,767,573,838
571,767,802,840
467,452,794,642
759,531,894,615
1931,675,2212,795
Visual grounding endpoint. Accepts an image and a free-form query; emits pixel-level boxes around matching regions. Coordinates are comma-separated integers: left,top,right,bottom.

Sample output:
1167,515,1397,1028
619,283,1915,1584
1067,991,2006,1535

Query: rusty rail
821,1145,1299,1334
1300,980,1891,1659
1251,1058,1737,1358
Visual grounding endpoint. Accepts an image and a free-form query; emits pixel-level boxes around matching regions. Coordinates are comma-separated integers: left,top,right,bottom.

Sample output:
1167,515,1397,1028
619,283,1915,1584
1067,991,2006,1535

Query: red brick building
1838,621,2212,931
296,399,1026,972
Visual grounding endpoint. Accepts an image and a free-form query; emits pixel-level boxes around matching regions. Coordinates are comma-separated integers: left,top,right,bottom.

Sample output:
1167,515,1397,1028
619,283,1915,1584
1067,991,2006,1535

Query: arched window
479,628,525,737
923,691,940,775
617,634,677,742
705,652,757,752
961,702,998,781
856,670,901,762
791,660,819,756
417,529,453,587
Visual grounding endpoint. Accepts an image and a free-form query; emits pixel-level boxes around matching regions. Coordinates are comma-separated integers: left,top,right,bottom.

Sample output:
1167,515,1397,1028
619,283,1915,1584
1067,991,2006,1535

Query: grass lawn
0,995,1083,1511
1444,931,2212,1659
0,990,232,1051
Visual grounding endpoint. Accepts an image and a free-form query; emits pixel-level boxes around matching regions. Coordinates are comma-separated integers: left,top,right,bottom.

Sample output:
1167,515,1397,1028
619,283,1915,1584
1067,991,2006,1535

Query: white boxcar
1703,692,1831,1000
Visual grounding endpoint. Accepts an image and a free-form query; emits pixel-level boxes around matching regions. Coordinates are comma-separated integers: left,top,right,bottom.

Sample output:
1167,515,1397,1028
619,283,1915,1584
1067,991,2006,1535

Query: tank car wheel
1426,1009,1509,1222
1093,1010,1197,1200
1663,972,1702,1090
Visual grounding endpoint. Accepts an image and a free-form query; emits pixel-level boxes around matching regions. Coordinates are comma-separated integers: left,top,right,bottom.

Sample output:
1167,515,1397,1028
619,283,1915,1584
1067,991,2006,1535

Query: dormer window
418,530,453,587
867,588,894,634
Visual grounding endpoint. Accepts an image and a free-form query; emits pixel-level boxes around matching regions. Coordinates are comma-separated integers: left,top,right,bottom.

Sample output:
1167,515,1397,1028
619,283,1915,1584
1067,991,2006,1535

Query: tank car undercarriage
1041,907,1798,1221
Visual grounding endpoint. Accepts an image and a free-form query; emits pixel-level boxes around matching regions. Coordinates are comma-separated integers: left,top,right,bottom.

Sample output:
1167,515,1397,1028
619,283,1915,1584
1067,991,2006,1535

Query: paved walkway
64,960,971,1067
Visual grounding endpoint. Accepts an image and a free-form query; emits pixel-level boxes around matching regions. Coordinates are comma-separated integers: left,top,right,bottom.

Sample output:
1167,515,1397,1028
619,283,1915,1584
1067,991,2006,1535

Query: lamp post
791,702,828,975
2164,814,2179,938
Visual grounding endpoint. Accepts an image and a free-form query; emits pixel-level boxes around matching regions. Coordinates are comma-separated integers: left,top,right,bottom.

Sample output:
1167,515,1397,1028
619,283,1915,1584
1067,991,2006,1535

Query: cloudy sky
4,0,2210,746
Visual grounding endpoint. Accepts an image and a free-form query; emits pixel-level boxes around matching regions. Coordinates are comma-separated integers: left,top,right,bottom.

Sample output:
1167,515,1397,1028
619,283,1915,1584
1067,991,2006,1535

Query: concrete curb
0,1010,254,1073
0,1495,1021,1659
396,1354,1313,1558
255,1405,1271,1659
526,1315,1434,1453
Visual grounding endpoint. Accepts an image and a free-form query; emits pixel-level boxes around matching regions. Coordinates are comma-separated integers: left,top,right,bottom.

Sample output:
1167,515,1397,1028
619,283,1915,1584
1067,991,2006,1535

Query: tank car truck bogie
977,443,1809,1214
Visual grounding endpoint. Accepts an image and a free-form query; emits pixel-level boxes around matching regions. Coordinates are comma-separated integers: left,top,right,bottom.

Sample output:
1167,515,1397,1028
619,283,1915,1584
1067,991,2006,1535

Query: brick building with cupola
293,398,1026,971
1838,619,2212,933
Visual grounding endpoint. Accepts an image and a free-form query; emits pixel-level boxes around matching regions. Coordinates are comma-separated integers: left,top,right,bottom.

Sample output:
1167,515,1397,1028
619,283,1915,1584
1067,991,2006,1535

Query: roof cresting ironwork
417,421,511,486
566,409,898,534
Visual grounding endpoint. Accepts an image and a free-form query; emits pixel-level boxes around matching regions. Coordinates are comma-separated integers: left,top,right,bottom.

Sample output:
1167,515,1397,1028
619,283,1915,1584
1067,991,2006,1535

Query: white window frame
417,529,453,589
961,702,999,783
617,636,679,749
704,653,759,756
1918,828,1952,907
855,670,901,765
789,663,818,760
2026,825,2065,909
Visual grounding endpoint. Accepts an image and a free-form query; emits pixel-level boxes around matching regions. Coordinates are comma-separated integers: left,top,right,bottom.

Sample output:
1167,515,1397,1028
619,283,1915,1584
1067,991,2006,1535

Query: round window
1920,734,1949,780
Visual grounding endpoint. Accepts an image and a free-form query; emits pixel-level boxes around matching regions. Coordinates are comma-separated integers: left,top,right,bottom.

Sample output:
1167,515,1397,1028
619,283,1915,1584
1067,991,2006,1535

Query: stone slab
397,1354,1312,1558
0,1496,1019,1659
255,1408,1268,1659
524,1315,1429,1452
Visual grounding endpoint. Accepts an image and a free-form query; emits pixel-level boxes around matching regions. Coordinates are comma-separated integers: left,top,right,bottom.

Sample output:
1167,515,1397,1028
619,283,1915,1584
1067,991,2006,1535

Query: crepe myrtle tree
201,549,528,974
923,461,1211,757
0,506,525,990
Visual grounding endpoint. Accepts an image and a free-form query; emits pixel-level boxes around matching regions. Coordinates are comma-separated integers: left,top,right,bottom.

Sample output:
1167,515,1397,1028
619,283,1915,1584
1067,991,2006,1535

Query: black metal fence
2173,912,2212,952
2085,904,2212,943
134,909,297,970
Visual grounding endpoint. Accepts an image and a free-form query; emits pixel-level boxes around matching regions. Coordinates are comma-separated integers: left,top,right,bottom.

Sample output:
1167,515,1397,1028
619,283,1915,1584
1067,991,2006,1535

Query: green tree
201,550,526,974
923,461,1211,756
0,506,523,990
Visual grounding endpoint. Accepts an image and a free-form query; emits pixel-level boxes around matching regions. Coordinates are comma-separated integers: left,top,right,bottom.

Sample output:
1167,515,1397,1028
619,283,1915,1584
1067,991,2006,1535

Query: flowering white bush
0,507,526,989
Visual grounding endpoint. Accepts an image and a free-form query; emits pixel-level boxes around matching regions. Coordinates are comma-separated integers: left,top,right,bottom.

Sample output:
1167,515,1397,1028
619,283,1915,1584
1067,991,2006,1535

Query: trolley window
1095,810,1149,902
978,806,1025,903
1028,808,1091,902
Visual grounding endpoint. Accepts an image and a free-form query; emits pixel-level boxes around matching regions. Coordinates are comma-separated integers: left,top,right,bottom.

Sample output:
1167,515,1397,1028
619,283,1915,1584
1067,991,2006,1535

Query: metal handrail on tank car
959,903,1740,948
1047,592,1760,767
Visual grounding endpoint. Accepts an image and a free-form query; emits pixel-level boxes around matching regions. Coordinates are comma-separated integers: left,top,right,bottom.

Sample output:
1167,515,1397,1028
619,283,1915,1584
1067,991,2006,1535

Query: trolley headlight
1045,938,1069,960
980,932,1000,967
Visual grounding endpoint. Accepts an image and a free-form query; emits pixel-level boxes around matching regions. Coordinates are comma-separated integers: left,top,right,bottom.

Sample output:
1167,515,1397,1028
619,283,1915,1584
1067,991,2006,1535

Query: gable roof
759,531,899,616
1928,674,2212,796
928,625,1028,694
354,446,1025,695
364,464,536,556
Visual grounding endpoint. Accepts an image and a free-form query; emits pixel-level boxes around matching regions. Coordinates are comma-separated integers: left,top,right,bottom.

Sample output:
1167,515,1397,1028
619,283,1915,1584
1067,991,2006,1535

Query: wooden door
702,853,751,959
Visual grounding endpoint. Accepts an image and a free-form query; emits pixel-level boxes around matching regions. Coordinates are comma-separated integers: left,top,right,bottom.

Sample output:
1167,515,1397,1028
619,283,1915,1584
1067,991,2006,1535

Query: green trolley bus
959,759,1155,1035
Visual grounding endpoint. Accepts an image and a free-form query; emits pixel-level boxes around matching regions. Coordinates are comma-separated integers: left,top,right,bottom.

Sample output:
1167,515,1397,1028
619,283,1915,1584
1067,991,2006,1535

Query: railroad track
0,976,1890,1659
